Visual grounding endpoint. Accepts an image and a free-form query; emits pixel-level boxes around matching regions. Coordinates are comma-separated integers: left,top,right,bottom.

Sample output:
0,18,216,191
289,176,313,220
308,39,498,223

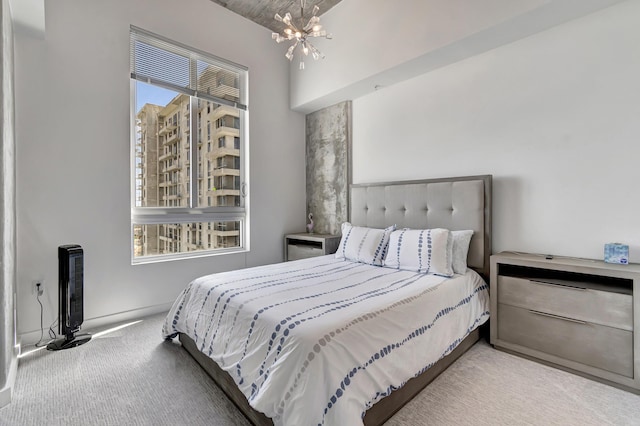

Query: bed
163,175,492,426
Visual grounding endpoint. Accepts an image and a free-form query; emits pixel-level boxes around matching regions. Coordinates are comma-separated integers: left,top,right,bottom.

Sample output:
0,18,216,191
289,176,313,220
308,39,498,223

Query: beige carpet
1,313,639,425
385,338,640,426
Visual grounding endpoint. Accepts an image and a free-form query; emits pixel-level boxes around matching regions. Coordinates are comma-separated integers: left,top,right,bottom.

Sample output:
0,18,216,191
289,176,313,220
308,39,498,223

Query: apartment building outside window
130,26,248,263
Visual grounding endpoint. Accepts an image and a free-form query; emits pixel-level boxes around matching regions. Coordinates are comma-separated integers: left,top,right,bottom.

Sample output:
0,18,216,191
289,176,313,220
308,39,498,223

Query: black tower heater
47,245,91,351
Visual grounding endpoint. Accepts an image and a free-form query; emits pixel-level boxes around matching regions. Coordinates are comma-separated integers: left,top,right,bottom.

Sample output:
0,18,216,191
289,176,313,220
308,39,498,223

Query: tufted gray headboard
349,175,492,279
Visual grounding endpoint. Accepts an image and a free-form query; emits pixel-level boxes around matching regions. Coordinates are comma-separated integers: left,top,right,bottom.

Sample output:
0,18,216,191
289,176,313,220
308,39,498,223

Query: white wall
351,1,640,261
289,0,626,113
1,0,17,408
14,0,306,342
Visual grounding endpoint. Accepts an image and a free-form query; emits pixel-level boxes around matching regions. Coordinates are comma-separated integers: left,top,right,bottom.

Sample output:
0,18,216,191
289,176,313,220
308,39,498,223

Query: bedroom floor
1,313,639,426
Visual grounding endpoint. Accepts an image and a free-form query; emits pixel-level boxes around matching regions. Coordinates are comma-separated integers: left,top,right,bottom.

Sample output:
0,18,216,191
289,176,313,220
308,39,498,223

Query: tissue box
604,243,629,264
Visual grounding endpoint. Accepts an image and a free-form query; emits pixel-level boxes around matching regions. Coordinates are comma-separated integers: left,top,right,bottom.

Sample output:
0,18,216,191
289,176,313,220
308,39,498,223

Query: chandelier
271,0,332,70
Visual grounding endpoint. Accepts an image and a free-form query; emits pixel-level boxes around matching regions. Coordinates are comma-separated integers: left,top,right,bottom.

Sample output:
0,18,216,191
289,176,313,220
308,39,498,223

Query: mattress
162,255,490,426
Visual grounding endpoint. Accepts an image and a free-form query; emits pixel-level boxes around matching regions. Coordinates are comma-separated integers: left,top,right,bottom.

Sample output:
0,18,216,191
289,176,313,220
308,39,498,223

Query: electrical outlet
34,281,44,296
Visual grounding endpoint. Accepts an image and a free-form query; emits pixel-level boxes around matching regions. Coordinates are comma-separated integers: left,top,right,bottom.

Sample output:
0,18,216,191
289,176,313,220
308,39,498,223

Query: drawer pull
290,245,316,251
530,279,587,291
529,309,588,325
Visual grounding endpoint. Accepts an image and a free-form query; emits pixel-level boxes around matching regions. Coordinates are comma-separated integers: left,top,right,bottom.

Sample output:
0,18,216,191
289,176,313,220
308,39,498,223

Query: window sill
132,247,248,265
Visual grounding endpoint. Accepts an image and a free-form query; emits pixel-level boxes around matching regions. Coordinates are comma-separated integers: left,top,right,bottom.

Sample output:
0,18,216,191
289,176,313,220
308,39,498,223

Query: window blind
130,26,247,110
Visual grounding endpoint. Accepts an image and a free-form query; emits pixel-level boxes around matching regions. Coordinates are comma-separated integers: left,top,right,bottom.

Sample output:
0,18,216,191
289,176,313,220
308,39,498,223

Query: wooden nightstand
284,233,341,261
490,252,640,394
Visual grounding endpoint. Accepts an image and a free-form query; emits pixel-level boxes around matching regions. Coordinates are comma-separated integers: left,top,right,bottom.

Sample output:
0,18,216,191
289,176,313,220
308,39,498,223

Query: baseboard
0,351,18,409
19,302,173,346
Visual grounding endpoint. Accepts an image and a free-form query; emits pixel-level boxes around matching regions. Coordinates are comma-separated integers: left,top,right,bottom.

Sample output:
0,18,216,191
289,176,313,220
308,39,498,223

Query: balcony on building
159,150,177,161
210,84,240,103
158,122,177,136
208,188,240,198
164,161,181,172
210,146,240,160
211,166,240,178
158,177,173,188
164,131,181,145
211,229,240,238
213,125,240,139
163,192,182,201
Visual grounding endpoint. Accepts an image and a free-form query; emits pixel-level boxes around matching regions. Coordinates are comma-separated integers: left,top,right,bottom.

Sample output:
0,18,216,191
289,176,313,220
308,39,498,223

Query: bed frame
179,174,492,426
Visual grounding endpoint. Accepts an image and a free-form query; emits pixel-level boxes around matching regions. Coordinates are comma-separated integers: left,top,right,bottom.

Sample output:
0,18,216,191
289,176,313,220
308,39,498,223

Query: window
130,26,248,263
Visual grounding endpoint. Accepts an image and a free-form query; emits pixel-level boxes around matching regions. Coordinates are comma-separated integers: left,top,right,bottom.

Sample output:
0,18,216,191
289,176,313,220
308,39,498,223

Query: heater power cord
34,284,58,348
34,289,46,347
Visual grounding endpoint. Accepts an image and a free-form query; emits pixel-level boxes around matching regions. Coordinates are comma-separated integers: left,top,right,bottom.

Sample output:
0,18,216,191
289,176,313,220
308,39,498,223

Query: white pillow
451,230,474,274
384,228,453,277
335,222,395,266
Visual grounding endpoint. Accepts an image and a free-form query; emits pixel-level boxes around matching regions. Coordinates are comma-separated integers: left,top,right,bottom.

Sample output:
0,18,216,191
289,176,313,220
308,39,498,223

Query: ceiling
9,0,342,37
208,0,343,33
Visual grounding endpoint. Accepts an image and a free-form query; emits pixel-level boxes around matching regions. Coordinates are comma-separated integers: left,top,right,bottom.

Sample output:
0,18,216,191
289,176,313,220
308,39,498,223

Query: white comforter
162,255,489,426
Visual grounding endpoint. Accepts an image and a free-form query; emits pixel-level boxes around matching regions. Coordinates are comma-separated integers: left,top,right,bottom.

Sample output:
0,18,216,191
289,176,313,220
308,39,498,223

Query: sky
136,81,177,113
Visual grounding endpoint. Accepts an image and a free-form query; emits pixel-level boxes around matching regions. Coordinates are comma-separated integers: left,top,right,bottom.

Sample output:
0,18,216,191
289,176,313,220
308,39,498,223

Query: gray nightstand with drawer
490,252,640,394
284,233,341,261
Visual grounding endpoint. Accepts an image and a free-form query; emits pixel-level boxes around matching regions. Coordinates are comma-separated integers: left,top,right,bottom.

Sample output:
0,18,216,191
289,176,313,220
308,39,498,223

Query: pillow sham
384,228,453,277
335,222,395,266
451,230,474,274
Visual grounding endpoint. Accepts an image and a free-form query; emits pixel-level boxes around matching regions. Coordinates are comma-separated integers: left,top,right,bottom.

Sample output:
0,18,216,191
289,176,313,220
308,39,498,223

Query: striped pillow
335,222,395,266
384,228,454,277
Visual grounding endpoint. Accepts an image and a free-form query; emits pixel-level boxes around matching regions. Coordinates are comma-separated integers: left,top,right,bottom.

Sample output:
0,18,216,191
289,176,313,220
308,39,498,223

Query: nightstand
490,252,640,394
284,233,341,261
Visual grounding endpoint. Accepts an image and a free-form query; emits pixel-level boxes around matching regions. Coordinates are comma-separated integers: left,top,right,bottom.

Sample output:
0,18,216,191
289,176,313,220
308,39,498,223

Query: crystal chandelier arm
271,33,287,43
303,16,320,32
285,41,299,61
309,30,328,38
308,43,324,61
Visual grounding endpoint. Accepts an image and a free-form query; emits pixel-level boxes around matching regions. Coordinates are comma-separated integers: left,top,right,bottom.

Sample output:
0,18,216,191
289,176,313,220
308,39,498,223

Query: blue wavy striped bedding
162,255,489,426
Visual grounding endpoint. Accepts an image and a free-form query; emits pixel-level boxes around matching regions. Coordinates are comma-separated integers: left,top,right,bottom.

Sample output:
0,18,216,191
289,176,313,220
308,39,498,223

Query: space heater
47,244,92,351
